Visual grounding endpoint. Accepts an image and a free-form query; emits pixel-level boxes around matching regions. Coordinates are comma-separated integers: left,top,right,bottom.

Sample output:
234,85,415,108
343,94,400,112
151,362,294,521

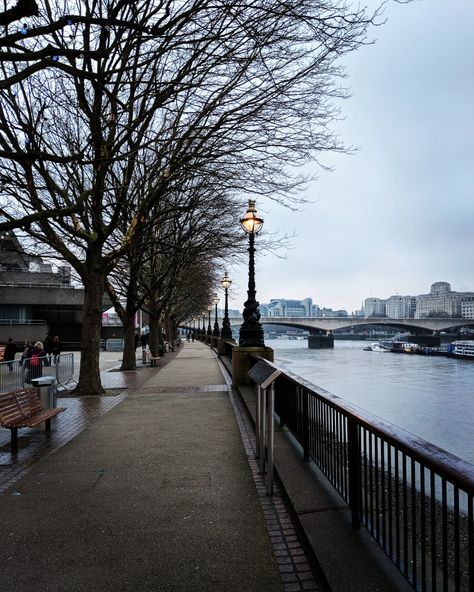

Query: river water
270,339,474,465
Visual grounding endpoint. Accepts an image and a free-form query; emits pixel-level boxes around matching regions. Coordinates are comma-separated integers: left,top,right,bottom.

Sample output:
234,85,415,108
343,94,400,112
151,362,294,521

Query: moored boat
452,340,474,360
370,341,392,352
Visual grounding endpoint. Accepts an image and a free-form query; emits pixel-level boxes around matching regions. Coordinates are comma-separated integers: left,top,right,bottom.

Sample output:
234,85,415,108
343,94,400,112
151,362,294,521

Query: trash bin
31,376,57,409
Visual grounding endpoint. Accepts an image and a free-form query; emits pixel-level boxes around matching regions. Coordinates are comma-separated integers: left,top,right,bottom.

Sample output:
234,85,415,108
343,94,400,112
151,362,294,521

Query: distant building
385,295,416,319
264,298,313,317
319,308,348,318
258,298,348,318
461,297,474,319
363,298,386,318
415,282,474,318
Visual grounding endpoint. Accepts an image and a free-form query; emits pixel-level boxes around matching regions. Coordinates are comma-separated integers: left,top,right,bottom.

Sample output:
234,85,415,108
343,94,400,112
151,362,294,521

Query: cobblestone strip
219,364,322,592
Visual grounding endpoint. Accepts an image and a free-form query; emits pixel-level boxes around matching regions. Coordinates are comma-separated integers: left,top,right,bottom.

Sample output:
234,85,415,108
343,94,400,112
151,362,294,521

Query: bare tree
103,168,245,369
0,0,38,28
0,0,384,394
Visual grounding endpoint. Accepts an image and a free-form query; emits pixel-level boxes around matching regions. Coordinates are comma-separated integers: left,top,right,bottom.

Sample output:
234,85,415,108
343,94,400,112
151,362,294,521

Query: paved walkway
0,342,323,592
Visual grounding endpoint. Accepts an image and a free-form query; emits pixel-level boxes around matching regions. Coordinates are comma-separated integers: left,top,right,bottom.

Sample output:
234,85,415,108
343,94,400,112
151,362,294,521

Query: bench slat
19,407,66,428
15,389,43,417
0,392,23,427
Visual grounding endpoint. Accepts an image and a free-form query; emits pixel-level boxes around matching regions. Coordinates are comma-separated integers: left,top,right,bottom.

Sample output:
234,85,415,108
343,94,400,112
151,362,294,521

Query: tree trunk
165,317,177,348
121,309,138,370
74,270,106,395
149,317,164,357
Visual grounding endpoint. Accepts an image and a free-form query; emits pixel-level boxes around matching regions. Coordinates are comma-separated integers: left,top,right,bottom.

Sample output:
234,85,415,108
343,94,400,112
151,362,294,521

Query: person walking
26,341,46,382
3,338,17,372
51,335,61,365
43,332,54,366
20,340,34,367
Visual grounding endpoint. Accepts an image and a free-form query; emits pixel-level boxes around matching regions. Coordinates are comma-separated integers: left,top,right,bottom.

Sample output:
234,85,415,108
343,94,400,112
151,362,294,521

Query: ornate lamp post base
221,325,233,340
239,321,265,347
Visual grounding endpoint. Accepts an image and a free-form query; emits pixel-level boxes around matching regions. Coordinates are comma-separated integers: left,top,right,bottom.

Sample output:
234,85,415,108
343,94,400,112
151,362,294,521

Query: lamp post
207,305,212,336
212,293,220,337
220,272,233,339
239,200,265,347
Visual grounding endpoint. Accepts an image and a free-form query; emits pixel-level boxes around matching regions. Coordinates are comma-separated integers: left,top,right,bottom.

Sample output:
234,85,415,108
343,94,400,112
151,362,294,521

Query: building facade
414,282,474,319
0,231,87,344
461,297,474,319
263,298,313,317
363,297,386,318
385,295,417,319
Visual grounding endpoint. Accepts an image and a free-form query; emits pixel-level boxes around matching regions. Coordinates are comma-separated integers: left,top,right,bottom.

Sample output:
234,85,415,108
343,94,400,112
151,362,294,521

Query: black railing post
347,417,361,528
302,388,309,461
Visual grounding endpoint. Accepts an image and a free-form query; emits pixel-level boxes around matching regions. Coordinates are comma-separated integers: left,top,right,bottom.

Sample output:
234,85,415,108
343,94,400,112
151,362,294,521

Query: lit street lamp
220,272,233,339
239,200,265,347
207,305,212,336
212,292,220,337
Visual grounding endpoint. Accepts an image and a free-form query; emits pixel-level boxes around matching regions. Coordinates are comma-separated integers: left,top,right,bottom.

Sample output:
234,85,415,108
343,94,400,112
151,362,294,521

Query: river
270,339,474,465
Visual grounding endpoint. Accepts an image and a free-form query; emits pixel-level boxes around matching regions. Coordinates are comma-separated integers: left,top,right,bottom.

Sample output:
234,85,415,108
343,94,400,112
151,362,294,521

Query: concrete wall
0,324,47,346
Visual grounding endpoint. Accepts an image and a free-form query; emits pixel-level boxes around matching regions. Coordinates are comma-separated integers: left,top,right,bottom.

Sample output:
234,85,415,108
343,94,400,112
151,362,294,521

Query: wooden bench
0,387,66,453
145,350,161,367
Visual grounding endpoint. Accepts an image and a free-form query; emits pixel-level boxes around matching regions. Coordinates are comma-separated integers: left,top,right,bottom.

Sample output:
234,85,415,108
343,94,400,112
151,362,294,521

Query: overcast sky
227,0,474,314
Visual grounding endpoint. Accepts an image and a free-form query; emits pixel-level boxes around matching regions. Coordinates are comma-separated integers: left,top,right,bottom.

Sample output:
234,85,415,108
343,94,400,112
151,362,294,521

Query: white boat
371,341,392,352
452,341,474,359
402,342,420,354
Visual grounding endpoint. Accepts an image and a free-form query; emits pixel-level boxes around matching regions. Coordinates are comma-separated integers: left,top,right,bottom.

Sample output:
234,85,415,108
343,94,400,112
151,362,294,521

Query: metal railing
247,356,474,592
0,353,75,394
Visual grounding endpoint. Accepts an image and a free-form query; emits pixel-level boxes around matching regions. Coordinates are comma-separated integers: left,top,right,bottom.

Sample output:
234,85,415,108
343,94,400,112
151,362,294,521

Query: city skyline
223,279,473,319
226,0,473,315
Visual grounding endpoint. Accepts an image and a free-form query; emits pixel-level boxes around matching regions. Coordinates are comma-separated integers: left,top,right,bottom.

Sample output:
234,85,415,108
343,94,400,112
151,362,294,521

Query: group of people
2,334,61,379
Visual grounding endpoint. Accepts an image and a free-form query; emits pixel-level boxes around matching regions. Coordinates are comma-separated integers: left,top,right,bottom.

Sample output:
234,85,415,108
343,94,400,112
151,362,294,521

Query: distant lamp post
212,292,220,337
220,272,233,339
207,305,212,336
239,199,265,347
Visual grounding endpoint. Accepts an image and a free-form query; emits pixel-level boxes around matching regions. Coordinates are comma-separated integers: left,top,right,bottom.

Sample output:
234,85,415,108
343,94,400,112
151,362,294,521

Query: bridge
227,316,474,334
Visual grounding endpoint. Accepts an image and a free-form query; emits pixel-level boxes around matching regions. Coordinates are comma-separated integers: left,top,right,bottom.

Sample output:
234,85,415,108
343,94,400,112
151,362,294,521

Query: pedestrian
43,332,54,366
20,340,34,367
3,338,17,372
26,341,46,382
140,333,147,349
191,332,195,342
51,335,61,365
